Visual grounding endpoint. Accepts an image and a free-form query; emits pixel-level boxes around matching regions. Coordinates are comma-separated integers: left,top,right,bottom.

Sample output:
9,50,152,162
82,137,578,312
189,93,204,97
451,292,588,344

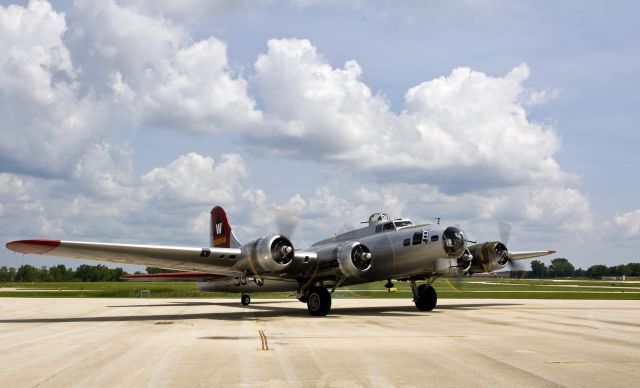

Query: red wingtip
549,250,557,254
6,239,61,254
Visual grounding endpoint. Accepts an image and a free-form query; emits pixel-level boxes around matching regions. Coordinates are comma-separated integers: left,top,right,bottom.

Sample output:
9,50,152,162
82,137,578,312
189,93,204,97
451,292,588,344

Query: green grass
1,278,639,299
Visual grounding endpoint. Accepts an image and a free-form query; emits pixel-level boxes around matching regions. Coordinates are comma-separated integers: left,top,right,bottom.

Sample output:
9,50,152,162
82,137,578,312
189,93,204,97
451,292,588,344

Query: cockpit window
393,220,414,229
383,222,395,231
375,224,383,233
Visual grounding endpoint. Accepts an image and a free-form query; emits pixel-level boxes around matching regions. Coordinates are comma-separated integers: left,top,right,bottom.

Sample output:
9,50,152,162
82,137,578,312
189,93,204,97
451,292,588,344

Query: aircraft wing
509,250,556,260
5,239,242,275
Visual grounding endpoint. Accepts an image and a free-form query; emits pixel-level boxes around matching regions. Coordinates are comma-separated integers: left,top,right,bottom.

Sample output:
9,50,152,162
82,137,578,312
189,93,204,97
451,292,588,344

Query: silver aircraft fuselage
197,219,467,293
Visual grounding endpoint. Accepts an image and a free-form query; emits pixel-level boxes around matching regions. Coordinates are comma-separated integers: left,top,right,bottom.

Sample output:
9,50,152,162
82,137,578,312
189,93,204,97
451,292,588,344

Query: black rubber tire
241,294,251,306
307,287,332,316
414,284,437,311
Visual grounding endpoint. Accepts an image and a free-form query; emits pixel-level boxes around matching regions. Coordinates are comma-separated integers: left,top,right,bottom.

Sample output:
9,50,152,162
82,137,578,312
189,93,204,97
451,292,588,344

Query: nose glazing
442,226,466,258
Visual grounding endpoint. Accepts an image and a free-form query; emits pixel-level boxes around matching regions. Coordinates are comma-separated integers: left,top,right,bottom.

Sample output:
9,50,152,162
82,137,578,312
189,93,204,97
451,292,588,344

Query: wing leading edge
509,250,557,260
6,239,242,275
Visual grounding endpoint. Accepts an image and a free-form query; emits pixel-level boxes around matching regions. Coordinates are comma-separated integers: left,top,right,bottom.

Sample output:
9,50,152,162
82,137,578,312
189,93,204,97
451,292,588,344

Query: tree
0,266,16,282
627,263,640,276
530,260,548,278
38,266,50,282
586,265,608,279
15,264,39,282
48,264,73,282
549,258,575,278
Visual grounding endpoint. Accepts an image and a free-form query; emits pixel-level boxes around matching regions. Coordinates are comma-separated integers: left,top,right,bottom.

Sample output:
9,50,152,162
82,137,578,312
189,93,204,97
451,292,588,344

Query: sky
1,0,639,272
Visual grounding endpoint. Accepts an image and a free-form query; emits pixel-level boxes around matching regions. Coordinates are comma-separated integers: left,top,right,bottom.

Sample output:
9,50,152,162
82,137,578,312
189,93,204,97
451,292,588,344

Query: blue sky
1,0,639,271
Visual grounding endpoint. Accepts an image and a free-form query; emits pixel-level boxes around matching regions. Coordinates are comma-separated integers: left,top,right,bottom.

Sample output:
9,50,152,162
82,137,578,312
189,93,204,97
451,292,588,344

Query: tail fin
210,206,242,248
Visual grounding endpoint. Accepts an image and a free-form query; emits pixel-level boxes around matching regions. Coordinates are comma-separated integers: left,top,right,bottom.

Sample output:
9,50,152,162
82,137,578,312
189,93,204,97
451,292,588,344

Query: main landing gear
411,279,437,311
297,286,332,316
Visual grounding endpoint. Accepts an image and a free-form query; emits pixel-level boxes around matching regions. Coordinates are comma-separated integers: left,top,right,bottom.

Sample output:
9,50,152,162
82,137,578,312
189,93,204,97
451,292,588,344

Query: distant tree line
2,260,640,282
0,264,127,282
524,258,640,279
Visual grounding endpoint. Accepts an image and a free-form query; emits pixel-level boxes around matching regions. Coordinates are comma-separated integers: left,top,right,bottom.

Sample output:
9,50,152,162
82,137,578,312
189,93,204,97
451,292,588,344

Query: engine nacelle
239,234,295,274
467,241,509,273
336,242,372,278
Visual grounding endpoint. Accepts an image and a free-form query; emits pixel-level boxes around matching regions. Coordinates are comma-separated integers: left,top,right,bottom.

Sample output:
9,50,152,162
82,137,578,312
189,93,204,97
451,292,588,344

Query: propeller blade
274,208,300,238
498,221,512,245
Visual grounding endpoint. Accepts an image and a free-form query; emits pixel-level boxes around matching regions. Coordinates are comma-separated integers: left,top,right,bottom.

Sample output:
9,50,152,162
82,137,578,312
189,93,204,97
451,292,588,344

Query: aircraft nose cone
442,226,466,258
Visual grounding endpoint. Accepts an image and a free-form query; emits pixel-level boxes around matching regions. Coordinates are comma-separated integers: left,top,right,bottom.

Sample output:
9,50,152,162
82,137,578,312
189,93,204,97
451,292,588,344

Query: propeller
270,237,294,264
498,221,512,245
497,221,528,274
273,208,301,239
351,244,372,271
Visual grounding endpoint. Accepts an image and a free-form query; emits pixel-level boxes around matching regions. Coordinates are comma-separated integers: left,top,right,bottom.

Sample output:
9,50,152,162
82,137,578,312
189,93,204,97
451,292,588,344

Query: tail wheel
414,284,437,311
241,294,251,306
307,286,332,316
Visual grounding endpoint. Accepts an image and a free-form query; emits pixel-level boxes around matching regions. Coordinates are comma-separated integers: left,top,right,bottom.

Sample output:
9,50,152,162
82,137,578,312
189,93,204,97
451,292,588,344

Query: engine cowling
467,241,510,273
336,242,372,278
241,234,295,274
458,248,473,273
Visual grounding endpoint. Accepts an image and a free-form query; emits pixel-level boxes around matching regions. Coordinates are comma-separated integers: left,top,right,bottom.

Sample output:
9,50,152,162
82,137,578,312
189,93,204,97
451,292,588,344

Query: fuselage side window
403,238,410,246
431,234,439,242
412,232,422,245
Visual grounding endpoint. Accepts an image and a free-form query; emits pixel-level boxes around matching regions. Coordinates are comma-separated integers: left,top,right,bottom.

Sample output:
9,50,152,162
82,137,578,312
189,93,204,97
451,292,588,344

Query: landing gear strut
411,279,437,311
241,293,251,306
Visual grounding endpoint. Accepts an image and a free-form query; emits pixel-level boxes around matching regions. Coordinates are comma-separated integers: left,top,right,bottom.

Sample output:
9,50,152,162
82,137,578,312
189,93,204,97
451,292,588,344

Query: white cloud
0,0,98,176
521,187,593,232
73,143,134,198
141,153,247,206
253,38,394,156
68,0,260,133
0,173,63,237
253,39,570,192
613,209,640,237
139,37,262,132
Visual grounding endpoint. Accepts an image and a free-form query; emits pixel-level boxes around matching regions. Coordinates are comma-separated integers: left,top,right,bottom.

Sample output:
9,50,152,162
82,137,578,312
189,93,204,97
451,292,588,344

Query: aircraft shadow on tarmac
0,301,521,323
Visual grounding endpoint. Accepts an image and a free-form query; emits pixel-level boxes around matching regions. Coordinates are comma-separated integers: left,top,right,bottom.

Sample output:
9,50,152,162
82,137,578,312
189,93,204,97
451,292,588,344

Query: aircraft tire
307,287,331,316
241,294,251,305
415,284,437,311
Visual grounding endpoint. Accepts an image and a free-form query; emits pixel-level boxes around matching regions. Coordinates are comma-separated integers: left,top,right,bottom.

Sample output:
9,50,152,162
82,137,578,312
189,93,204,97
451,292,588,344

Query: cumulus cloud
613,209,640,237
67,0,261,133
1,151,253,245
252,39,569,193
141,153,247,206
0,173,63,237
1,0,261,180
253,38,393,157
73,143,134,198
0,0,98,176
